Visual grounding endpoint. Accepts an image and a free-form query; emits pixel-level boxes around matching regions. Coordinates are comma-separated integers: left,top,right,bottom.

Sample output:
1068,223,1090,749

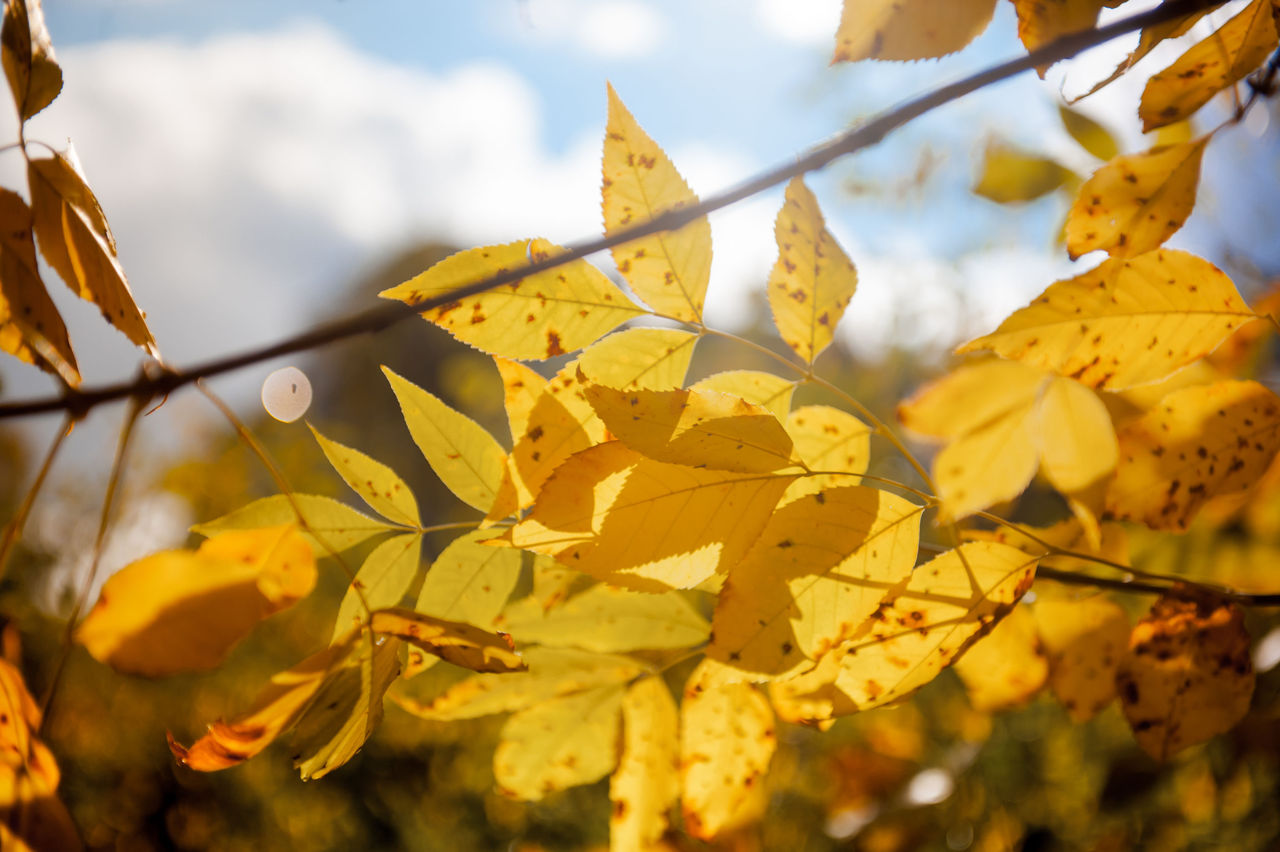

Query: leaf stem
0,415,73,582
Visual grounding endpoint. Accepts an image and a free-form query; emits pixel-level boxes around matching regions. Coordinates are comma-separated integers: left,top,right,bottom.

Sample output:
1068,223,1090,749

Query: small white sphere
261,366,313,423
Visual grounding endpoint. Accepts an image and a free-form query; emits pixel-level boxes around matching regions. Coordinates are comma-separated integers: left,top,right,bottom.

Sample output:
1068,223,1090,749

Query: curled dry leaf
369,607,525,673
0,0,61,121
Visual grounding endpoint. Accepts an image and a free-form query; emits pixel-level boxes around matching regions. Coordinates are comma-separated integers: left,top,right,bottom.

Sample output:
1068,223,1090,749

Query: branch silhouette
0,0,1223,420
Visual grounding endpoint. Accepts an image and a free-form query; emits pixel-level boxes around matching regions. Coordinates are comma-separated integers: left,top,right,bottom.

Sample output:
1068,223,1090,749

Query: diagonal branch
0,0,1223,420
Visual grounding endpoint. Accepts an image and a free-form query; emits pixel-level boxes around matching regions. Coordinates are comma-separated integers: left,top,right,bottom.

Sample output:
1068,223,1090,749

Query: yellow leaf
1058,104,1119,161
27,154,154,352
611,677,679,852
585,385,802,473
1140,0,1278,131
770,542,1038,725
576,327,699,390
1037,374,1119,495
369,607,523,673
382,366,512,517
309,426,419,527
192,494,393,554
833,0,998,62
0,188,77,384
707,487,922,680
394,647,645,721
782,404,872,503
500,584,709,653
1074,7,1216,99
1106,380,1280,531
78,526,315,677
1012,0,1107,76
495,683,625,801
972,142,1073,203
959,250,1255,390
331,533,422,641
509,442,793,591
379,238,644,360
1064,140,1208,259
1034,596,1129,722
689,370,795,421
603,84,711,323
768,177,858,364
953,605,1048,712
680,672,775,841
1117,589,1254,760
0,0,60,120
495,357,547,443
416,530,522,627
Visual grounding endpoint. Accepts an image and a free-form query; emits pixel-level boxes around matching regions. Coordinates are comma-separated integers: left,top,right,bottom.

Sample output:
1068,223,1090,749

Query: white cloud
754,0,841,46
516,0,666,59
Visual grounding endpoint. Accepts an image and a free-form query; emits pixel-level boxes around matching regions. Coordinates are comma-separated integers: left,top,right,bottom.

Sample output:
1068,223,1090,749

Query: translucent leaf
1140,0,1277,131
680,672,775,841
27,154,154,351
331,533,422,641
382,366,512,516
0,188,77,384
953,605,1048,712
499,584,709,652
369,607,525,673
1117,589,1253,760
379,238,644,360
611,677,679,851
603,84,711,322
1012,0,1106,76
1058,105,1119,161
416,530,522,627
1064,140,1208,259
768,177,858,364
959,250,1255,390
972,142,1073,203
782,404,872,503
707,487,922,680
1035,597,1129,722
1037,374,1119,495
192,494,394,554
0,0,61,120
770,542,1038,725
394,647,645,721
1074,6,1217,99
689,370,795,420
833,0,998,62
508,442,793,591
490,684,623,803
1106,380,1280,531
585,385,802,473
77,526,315,677
310,426,419,527
576,327,698,390
495,357,547,444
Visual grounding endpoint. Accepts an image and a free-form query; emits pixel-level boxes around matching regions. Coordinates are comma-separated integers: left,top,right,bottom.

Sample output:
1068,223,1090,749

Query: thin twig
0,415,73,582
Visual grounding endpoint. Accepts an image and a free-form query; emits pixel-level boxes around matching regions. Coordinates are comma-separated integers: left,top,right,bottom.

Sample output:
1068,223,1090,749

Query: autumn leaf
0,0,61,121
331,533,422,640
953,605,1048,712
1034,596,1129,722
768,177,858,364
416,530,522,627
369,607,525,673
611,677,679,851
1116,588,1254,760
575,327,698,391
500,584,708,653
1012,0,1107,76
603,84,711,323
680,670,775,841
973,141,1074,203
1064,139,1208,259
192,493,395,553
508,442,794,591
495,356,547,443
1058,104,1118,162
1140,0,1278,132
310,425,420,527
689,370,796,421
1073,5,1219,99
781,404,871,503
379,239,644,360
77,526,316,677
959,250,1255,390
833,0,998,62
1106,380,1280,531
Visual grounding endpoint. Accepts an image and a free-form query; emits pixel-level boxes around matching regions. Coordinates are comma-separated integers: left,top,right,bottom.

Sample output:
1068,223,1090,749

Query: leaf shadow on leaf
511,383,596,506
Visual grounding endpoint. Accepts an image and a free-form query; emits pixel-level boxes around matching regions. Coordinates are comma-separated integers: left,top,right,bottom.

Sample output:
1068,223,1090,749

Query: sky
3,0,1278,592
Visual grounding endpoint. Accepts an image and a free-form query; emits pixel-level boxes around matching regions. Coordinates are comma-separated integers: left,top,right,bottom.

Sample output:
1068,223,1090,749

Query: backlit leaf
192,494,394,554
1117,589,1253,760
768,177,858,364
416,530,522,627
575,327,698,390
1064,140,1208,259
500,584,709,653
369,607,524,673
508,364,600,509
973,142,1073,203
495,684,625,801
959,250,1255,390
310,426,419,527
782,404,872,503
1058,104,1119,161
1140,0,1278,131
689,370,795,420
1106,380,1280,531
1,0,61,121
1012,0,1107,76
78,526,315,677
495,357,547,443
1074,5,1219,99
708,487,922,680
611,677,679,851
833,0,998,62
1035,597,1129,722
585,385,803,473
509,442,793,591
1037,373,1118,495
379,239,644,360
603,84,711,323
953,605,1048,712
331,533,422,641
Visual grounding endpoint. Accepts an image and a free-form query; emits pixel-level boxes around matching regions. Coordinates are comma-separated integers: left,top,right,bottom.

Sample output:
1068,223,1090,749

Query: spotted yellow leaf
611,677,679,851
689,370,795,420
973,141,1074,203
416,530,522,627
0,188,77,384
379,239,644,360
192,494,394,554
1035,596,1129,722
768,177,857,364
833,0,998,62
1140,0,1278,131
499,584,708,653
603,84,711,322
495,357,547,443
1107,380,1280,531
509,442,793,591
369,607,525,674
953,605,1048,712
331,533,422,641
782,404,871,503
959,250,1255,390
1064,140,1208,259
310,426,419,527
508,356,605,508
1012,0,1107,76
576,326,698,390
